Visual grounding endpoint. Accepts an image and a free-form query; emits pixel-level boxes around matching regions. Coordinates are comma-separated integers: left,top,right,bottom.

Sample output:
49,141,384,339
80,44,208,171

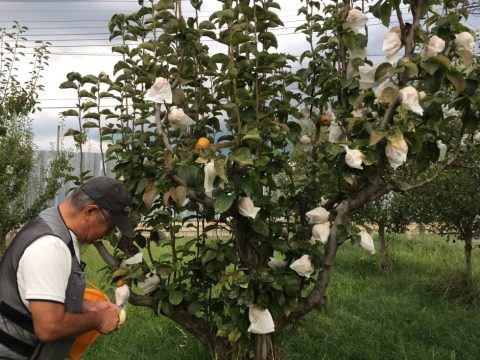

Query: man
0,176,136,360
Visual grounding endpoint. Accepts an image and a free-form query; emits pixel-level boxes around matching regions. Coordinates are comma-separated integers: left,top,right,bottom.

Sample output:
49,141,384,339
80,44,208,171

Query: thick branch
129,292,218,351
95,242,218,350
394,1,405,38
94,241,119,267
380,98,400,129
396,155,457,192
278,152,458,331
154,103,173,152
276,202,350,331
405,0,423,56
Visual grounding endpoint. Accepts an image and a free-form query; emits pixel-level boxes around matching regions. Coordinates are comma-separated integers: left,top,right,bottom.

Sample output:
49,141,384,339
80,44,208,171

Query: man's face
78,205,115,243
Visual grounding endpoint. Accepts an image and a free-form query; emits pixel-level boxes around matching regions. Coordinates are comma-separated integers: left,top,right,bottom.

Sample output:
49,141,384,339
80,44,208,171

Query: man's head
67,177,135,243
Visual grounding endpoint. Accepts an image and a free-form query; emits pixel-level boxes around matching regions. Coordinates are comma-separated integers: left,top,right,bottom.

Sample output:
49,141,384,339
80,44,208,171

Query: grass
81,234,480,360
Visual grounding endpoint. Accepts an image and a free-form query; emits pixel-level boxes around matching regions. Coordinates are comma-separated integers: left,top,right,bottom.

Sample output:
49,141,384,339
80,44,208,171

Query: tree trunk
378,223,391,275
254,334,278,360
464,234,473,282
418,222,425,237
0,236,6,259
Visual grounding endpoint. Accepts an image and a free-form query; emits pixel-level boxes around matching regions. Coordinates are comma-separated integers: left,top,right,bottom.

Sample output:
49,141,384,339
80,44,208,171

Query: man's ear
84,205,99,217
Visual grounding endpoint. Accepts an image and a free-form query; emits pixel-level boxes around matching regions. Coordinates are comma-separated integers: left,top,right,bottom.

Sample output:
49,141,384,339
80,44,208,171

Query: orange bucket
67,282,110,360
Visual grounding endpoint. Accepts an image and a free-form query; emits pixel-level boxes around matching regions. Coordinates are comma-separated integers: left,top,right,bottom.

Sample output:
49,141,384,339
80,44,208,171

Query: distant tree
410,146,480,281
353,192,413,274
0,23,72,257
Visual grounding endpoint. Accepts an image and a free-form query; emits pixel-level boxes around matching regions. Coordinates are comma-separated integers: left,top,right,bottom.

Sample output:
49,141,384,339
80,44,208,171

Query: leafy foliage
61,1,480,358
407,146,480,277
0,23,72,256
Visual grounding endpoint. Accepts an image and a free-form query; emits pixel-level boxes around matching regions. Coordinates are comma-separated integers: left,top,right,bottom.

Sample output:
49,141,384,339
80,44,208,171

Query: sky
1,0,477,152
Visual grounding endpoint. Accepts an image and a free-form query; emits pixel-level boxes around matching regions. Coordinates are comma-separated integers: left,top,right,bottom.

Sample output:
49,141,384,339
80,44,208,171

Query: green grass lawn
82,235,480,360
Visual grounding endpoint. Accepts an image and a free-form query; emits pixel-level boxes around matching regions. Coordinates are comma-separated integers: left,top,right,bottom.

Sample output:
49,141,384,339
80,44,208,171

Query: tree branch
94,241,119,267
94,240,219,351
155,103,173,153
395,155,457,192
128,292,219,351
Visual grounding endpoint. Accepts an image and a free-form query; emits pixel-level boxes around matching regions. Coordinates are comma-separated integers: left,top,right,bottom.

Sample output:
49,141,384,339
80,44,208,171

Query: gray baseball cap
81,176,135,238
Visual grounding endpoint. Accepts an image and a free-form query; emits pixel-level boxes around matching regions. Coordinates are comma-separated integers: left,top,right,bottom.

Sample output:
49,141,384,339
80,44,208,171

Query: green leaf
154,0,174,11
214,192,235,213
211,53,230,64
371,0,392,27
447,72,466,93
369,129,387,146
425,55,450,72
398,58,418,77
240,172,262,197
424,70,445,93
79,90,96,99
230,147,253,165
82,101,97,111
199,20,215,30
112,45,129,55
113,61,130,75
161,301,173,316
82,121,98,128
228,329,242,343
404,132,422,154
67,71,82,82
202,249,217,265
61,109,79,117
241,128,262,143
64,128,80,137
138,42,155,52
106,144,123,157
82,74,98,84
214,158,228,181
258,32,278,49
187,301,203,315
59,80,77,90
171,186,187,207
229,33,252,46
387,128,404,146
375,62,393,82
252,219,269,237
168,290,183,306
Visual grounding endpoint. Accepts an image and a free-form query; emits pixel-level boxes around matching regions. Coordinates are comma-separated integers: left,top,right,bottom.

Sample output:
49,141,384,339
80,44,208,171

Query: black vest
0,207,86,360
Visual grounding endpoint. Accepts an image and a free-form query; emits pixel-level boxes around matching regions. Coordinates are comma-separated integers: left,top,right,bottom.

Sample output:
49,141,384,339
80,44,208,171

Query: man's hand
30,300,119,342
96,306,120,333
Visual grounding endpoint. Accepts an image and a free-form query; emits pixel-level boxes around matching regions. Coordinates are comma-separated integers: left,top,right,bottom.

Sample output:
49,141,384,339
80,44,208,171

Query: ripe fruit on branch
319,114,331,126
195,137,211,149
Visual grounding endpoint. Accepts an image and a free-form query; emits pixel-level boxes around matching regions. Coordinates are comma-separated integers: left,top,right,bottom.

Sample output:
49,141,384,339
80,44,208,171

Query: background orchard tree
352,192,413,274
0,23,71,257
60,71,114,184
408,144,480,282
62,0,480,358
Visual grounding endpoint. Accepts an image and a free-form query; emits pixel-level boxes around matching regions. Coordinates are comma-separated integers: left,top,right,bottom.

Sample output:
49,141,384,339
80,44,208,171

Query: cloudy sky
2,0,475,152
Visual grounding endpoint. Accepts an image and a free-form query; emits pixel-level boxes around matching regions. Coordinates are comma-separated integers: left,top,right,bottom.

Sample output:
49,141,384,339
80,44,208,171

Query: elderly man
0,176,136,360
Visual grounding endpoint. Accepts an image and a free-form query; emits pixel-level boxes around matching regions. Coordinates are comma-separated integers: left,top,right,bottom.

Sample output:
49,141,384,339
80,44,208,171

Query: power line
2,17,416,49
15,19,417,37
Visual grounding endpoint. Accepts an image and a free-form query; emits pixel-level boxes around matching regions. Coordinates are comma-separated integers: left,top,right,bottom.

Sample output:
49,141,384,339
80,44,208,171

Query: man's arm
30,300,119,342
82,299,117,313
